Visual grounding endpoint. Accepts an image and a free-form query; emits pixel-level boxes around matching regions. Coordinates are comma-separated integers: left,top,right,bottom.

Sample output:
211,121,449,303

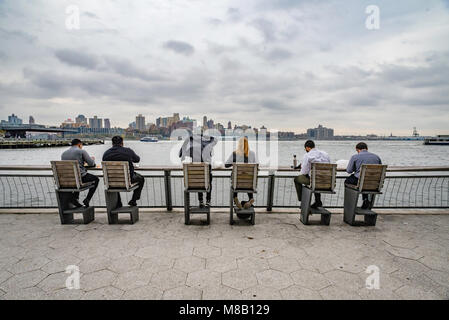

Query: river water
0,140,448,167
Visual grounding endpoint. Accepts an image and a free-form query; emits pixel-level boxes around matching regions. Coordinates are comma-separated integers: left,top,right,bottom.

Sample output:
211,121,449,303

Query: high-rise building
136,114,146,131
203,116,207,128
307,124,334,140
104,118,111,129
89,116,103,129
7,114,22,125
29,116,35,125
76,114,87,125
227,121,232,129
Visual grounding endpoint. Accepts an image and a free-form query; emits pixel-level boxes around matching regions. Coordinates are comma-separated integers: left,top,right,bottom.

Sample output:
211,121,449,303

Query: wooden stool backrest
183,163,210,191
232,163,259,191
51,160,82,190
310,163,337,192
102,161,132,190
358,164,388,192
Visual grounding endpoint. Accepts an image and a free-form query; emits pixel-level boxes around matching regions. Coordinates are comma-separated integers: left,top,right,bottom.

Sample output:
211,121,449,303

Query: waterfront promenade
0,210,448,300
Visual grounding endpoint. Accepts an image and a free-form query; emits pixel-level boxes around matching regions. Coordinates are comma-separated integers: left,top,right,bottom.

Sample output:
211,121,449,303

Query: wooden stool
51,160,95,225
183,163,211,225
102,161,140,224
229,163,258,226
300,163,337,226
344,164,387,226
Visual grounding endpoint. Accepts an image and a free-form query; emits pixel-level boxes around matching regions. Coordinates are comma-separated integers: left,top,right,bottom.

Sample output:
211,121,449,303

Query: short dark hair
356,142,368,150
112,136,123,146
71,139,82,146
304,140,315,149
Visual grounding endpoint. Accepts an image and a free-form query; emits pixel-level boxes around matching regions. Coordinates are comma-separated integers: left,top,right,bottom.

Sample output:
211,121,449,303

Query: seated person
294,140,330,208
61,138,99,208
179,131,217,208
102,136,144,207
346,142,382,209
225,137,258,210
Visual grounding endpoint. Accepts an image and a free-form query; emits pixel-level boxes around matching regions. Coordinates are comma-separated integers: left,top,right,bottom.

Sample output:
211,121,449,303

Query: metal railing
0,166,448,209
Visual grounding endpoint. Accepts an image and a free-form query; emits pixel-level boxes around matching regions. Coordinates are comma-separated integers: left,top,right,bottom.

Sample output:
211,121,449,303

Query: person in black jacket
102,136,145,206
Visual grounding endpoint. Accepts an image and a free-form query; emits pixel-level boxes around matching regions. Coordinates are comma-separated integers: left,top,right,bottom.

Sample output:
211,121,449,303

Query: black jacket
102,146,140,176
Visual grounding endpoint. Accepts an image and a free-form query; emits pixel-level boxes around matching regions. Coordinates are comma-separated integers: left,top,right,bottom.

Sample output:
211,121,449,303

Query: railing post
267,170,275,211
164,170,172,211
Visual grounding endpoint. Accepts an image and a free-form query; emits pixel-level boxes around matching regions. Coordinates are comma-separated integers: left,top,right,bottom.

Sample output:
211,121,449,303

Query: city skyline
0,111,428,138
0,1,448,136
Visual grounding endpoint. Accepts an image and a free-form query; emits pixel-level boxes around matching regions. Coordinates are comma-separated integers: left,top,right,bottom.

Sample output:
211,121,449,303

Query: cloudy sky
0,0,448,135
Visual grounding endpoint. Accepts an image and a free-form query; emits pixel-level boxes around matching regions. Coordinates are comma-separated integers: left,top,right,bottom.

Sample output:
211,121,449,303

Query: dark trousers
74,173,99,204
198,166,212,202
131,172,145,202
345,174,368,200
233,192,254,200
294,174,321,203
115,173,145,207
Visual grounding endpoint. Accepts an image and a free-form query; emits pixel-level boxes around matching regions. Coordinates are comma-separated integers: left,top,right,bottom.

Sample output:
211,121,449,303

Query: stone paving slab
0,212,448,300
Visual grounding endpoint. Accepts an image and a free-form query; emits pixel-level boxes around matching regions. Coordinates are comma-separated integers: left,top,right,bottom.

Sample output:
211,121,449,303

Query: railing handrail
0,165,448,172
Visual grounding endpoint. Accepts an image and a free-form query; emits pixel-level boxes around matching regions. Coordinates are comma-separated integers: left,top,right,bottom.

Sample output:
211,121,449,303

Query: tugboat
424,135,449,146
140,136,158,142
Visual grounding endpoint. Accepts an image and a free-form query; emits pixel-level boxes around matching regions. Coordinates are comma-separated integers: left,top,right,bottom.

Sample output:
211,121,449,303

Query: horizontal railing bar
1,165,448,172
0,174,448,179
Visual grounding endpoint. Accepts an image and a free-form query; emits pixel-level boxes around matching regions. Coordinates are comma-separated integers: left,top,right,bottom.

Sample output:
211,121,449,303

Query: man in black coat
102,136,145,206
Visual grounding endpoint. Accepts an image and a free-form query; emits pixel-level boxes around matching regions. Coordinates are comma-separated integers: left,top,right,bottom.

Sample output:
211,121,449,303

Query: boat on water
424,135,449,146
140,136,158,142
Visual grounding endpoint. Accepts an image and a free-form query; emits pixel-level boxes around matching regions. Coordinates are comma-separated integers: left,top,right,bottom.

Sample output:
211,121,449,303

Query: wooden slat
188,182,206,188
187,178,206,182
315,183,331,189
237,174,254,180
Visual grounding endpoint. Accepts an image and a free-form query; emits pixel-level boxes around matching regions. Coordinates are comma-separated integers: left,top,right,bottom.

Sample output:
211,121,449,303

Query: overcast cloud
0,0,448,135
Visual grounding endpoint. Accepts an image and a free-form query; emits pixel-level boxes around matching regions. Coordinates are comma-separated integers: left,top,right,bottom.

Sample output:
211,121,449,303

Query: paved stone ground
0,211,448,300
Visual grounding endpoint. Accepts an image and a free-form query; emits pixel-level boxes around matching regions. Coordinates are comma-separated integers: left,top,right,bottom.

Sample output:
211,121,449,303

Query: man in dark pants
346,142,382,209
102,136,145,206
61,139,99,207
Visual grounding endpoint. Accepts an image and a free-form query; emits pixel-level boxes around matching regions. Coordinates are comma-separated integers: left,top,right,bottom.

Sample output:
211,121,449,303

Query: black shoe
205,201,211,208
361,200,370,210
128,200,137,207
83,199,90,208
199,201,205,208
70,199,83,208
311,201,323,209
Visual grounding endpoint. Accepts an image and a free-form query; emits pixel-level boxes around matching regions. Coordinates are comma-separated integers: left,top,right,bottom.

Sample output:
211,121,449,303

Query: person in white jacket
293,140,330,208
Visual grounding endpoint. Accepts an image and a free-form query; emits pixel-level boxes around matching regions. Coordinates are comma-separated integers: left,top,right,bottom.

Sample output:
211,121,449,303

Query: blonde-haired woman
225,137,258,210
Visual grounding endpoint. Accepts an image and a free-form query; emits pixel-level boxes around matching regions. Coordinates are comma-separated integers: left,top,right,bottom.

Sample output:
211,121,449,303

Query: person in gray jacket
61,139,99,207
346,142,382,209
179,132,217,207
225,137,258,210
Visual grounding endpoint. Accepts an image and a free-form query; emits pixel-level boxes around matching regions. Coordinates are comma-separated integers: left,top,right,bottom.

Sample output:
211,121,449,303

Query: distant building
89,116,103,129
4,114,23,125
29,116,35,125
61,118,75,128
156,113,182,128
104,118,111,129
129,121,136,130
136,114,146,131
76,114,87,125
203,116,207,128
227,121,232,130
307,124,334,140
